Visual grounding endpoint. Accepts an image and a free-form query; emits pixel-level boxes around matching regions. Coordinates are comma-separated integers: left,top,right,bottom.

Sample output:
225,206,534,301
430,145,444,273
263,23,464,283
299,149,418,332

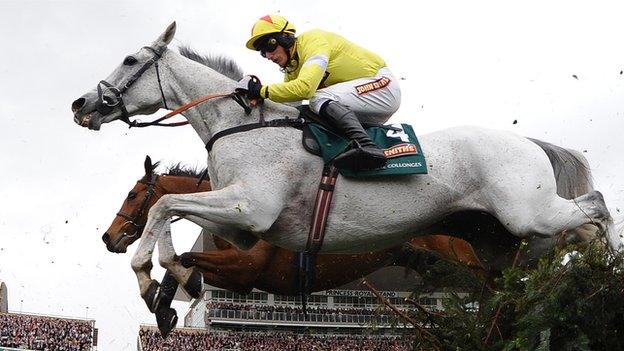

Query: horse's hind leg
497,190,611,239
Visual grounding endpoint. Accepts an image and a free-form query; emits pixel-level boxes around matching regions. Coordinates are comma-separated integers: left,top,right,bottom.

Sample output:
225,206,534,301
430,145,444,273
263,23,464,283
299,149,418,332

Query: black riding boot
320,101,387,170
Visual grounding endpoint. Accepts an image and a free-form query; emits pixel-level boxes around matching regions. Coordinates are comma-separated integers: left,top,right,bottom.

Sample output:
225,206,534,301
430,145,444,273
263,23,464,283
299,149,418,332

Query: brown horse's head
102,155,161,253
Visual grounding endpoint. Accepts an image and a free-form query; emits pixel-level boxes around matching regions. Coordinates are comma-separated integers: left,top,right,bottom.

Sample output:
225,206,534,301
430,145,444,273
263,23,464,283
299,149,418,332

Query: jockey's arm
260,36,330,102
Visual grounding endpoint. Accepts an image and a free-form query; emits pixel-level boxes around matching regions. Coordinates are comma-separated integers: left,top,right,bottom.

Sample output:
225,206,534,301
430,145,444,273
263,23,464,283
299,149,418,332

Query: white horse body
71,23,615,307
215,125,554,254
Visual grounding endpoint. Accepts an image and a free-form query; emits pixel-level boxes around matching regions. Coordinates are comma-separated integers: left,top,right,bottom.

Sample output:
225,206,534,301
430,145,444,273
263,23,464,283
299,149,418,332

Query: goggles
254,36,279,57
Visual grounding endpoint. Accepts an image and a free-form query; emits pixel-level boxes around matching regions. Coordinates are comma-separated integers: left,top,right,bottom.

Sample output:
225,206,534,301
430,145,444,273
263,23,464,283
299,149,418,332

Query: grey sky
1,0,623,349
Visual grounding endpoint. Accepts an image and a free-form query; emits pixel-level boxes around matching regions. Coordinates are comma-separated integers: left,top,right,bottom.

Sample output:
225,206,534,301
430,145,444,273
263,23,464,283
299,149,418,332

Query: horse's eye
123,56,138,66
127,191,137,200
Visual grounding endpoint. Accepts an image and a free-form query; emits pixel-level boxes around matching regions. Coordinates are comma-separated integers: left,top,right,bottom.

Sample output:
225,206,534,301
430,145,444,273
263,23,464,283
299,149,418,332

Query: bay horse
72,22,616,316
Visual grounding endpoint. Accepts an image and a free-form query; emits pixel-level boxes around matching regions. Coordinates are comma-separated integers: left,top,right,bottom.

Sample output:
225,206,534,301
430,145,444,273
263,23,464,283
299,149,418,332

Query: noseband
96,46,169,127
116,173,159,238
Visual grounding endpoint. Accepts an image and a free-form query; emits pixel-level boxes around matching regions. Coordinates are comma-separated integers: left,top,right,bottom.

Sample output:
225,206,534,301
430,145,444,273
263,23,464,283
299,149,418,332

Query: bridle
92,44,308,149
95,46,173,128
116,173,159,238
92,45,251,129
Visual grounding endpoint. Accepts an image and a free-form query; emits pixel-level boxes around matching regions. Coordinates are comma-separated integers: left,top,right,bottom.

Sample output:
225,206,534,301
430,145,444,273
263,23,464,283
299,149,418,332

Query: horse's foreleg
158,185,282,248
179,250,258,294
154,271,179,338
157,229,203,299
133,185,283,311
180,240,278,293
130,215,169,312
185,216,260,250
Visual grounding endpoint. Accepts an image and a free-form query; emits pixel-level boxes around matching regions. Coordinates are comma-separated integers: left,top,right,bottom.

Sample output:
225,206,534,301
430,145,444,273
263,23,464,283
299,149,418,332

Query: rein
129,92,236,128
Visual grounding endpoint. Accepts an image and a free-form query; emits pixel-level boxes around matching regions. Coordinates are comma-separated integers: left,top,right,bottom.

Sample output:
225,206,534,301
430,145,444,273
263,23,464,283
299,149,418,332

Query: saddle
297,105,428,178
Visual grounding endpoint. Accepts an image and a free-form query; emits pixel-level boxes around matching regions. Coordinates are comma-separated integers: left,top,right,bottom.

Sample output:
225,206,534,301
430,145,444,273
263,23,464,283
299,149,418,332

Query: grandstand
184,273,447,331
137,233,456,350
0,312,96,351
0,280,97,351
138,326,412,350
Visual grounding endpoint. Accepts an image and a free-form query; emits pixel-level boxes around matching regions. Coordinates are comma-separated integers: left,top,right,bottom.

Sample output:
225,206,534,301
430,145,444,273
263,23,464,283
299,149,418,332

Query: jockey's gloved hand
235,75,262,100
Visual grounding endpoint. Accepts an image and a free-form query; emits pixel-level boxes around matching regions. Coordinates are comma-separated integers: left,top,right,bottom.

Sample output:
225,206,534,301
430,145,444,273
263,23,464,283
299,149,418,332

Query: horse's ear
144,155,153,175
153,21,176,51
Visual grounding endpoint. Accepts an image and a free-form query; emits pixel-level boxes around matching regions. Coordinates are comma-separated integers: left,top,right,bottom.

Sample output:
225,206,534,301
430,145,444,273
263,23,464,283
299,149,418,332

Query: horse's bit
95,46,169,127
116,174,159,238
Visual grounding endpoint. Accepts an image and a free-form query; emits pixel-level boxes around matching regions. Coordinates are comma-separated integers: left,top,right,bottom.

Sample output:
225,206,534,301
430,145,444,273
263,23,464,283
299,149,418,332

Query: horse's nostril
72,98,86,112
102,233,111,245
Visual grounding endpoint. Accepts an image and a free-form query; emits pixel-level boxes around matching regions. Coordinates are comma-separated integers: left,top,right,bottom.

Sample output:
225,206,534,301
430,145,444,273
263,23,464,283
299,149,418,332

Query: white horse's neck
161,50,298,145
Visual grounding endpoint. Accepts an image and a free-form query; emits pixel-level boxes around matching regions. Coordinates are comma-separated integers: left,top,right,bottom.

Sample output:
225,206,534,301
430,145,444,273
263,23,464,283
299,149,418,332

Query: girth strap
205,117,306,152
306,165,340,254
298,165,340,315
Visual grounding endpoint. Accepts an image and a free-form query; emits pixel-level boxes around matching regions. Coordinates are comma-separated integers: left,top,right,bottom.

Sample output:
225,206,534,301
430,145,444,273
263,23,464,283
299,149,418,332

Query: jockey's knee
310,95,333,115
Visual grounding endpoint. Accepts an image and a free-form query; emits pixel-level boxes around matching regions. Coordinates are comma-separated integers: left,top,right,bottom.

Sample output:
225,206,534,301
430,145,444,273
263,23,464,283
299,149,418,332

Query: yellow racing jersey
259,29,386,102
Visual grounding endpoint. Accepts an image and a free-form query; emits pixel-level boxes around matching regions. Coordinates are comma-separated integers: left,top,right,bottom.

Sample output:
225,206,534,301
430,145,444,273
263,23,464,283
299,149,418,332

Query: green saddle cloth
308,123,428,177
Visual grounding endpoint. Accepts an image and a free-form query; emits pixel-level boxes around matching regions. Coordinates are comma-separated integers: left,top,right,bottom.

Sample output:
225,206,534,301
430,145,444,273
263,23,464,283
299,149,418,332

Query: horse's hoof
141,279,162,313
183,268,203,298
179,252,196,268
156,307,178,338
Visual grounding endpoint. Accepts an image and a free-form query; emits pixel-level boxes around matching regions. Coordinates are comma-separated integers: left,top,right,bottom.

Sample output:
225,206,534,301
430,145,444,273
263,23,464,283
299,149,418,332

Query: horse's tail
528,138,594,198
530,138,621,251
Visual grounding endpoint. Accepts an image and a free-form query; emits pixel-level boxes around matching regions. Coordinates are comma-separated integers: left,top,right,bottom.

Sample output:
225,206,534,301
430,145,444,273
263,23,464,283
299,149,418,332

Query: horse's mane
178,45,244,81
163,163,207,179
139,161,206,182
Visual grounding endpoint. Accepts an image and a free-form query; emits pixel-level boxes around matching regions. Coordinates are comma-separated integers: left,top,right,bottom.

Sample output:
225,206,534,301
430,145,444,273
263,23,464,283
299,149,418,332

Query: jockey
238,14,402,171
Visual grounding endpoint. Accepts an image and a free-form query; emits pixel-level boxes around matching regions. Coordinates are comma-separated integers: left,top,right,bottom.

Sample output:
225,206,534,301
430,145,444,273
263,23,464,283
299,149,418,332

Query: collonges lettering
386,162,422,168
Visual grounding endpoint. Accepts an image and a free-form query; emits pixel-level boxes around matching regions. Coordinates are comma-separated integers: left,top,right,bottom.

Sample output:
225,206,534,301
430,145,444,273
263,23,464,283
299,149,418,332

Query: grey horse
71,22,617,312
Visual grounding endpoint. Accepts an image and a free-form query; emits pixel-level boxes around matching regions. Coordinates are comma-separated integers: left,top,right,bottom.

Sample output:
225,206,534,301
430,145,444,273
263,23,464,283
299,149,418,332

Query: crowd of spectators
0,313,93,351
207,302,395,317
139,327,412,351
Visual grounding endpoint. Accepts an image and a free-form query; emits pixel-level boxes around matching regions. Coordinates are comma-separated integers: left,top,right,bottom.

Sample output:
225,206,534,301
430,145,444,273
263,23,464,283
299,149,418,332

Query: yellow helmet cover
246,14,296,50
